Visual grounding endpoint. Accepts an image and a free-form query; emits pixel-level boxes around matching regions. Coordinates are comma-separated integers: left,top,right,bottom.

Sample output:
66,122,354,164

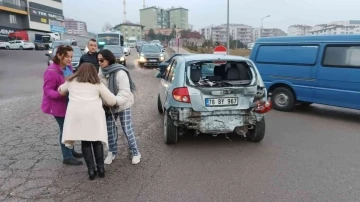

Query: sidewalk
169,46,190,54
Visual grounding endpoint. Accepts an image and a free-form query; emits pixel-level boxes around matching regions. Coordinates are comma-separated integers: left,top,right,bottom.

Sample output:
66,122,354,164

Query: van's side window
255,45,319,66
323,45,360,68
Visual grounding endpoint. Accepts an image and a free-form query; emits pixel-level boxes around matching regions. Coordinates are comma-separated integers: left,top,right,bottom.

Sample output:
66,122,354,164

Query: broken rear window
187,61,253,87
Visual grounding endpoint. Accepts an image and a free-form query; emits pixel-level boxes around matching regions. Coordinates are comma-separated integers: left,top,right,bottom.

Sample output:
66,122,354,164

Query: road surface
1,49,360,202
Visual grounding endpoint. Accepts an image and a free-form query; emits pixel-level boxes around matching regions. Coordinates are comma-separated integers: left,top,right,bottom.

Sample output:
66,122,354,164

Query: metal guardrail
0,1,27,11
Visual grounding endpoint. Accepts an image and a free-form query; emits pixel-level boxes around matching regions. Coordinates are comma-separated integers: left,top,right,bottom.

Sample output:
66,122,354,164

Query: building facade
253,28,287,41
0,0,29,40
140,6,188,31
27,0,64,33
64,18,87,35
168,7,188,30
309,20,360,35
287,24,313,36
201,24,254,45
113,22,144,41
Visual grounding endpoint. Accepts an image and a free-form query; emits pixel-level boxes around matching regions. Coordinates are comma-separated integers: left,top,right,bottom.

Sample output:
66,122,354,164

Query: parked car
138,44,165,67
103,45,126,66
123,43,130,56
250,35,360,111
155,54,271,144
0,40,10,49
46,46,83,71
158,53,192,75
6,40,35,50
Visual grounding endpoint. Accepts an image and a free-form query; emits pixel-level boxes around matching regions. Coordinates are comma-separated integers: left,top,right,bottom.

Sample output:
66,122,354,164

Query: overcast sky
63,0,360,33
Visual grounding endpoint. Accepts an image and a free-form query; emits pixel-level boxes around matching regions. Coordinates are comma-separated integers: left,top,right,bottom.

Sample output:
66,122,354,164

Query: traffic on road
0,36,360,202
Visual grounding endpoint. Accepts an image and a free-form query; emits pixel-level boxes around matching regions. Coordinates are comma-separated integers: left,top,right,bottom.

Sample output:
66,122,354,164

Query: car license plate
205,97,238,107
149,59,156,62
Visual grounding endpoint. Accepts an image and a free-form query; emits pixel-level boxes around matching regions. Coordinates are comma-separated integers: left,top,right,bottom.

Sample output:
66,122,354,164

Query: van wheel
271,87,295,111
164,110,178,144
246,118,265,142
157,94,164,114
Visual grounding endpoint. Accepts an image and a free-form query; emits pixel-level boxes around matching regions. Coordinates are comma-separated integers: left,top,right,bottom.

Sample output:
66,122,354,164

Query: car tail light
172,87,191,103
253,100,272,114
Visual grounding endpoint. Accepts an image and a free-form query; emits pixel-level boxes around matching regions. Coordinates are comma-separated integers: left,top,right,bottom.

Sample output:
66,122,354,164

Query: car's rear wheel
6,46,9,50
157,94,163,114
164,110,178,144
271,87,295,111
246,117,265,142
19,46,23,50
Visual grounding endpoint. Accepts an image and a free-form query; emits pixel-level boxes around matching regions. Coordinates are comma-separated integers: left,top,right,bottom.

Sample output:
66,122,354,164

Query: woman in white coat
59,63,117,180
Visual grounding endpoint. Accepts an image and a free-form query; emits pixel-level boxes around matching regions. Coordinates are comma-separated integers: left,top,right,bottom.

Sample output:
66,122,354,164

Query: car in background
123,43,130,56
158,53,192,75
104,45,126,66
6,40,35,50
47,40,77,55
136,41,147,52
0,40,10,49
155,43,166,52
138,44,165,67
46,46,83,71
155,54,271,144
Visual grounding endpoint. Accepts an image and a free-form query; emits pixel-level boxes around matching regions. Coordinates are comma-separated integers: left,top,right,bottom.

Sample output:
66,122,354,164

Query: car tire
164,110,178,145
19,46,23,50
6,46,9,50
271,87,295,111
246,117,265,142
157,94,164,114
139,63,144,68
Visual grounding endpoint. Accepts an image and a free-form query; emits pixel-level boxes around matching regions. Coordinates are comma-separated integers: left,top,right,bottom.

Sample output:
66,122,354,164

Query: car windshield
141,45,160,53
53,47,82,57
188,61,253,87
104,46,123,54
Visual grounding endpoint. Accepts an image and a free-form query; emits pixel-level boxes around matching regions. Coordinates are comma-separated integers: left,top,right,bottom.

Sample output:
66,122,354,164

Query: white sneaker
104,152,115,165
132,154,141,165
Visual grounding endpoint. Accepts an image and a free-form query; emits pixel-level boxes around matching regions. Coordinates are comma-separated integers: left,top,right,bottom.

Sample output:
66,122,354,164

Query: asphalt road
1,49,360,202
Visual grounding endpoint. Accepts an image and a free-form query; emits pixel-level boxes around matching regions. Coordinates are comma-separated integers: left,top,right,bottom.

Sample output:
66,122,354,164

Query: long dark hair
67,63,100,84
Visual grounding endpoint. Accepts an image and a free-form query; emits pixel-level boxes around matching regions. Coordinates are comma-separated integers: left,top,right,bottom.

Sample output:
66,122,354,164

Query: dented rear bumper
169,107,263,134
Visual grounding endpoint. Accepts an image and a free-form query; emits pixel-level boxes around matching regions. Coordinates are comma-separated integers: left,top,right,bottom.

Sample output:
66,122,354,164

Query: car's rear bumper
169,107,262,134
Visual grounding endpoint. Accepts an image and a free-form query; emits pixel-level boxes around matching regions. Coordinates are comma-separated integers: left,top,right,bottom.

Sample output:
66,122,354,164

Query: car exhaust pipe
235,126,248,137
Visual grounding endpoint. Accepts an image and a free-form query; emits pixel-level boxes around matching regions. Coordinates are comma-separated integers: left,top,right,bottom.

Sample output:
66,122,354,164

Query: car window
164,60,175,81
323,45,360,68
141,45,160,53
104,46,123,54
166,60,177,82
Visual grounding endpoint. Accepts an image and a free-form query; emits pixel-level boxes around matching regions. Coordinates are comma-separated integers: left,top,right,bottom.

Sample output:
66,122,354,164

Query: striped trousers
106,108,140,156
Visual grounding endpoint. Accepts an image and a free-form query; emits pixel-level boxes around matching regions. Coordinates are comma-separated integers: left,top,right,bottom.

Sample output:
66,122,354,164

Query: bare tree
102,22,113,32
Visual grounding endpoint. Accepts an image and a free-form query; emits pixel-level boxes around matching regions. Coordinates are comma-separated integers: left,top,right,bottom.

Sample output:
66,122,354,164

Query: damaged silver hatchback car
155,54,272,144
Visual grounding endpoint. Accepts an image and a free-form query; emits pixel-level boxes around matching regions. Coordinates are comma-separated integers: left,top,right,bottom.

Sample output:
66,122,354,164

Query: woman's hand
58,88,67,96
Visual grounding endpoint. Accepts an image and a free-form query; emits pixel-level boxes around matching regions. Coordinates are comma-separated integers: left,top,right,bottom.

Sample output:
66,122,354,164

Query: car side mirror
156,72,162,78
45,53,50,57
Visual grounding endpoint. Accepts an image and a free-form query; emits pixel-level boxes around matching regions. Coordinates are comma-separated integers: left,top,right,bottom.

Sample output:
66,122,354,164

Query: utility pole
123,0,126,23
260,15,270,38
226,0,230,54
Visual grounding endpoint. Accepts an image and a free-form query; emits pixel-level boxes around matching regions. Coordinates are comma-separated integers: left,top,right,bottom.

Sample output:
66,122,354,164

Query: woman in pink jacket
41,45,83,166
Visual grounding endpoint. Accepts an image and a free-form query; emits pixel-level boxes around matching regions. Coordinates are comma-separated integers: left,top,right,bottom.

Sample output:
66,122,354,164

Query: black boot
93,141,105,178
72,150,83,158
81,141,96,180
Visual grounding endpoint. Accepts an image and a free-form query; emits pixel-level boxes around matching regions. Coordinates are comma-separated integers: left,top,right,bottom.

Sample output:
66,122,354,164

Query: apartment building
113,22,144,40
0,0,28,40
201,24,255,45
140,6,188,30
64,18,87,35
253,28,287,41
168,7,188,30
0,0,64,41
287,24,313,36
309,20,360,35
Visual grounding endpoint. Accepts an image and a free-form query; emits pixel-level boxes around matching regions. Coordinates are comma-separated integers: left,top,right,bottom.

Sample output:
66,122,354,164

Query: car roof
255,34,360,43
178,54,250,62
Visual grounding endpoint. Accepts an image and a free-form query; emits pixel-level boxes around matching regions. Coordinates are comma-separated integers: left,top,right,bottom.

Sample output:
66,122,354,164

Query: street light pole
260,15,270,38
226,0,230,54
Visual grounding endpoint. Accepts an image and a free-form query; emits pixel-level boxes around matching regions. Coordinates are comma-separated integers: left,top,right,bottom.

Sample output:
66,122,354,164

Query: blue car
250,35,360,111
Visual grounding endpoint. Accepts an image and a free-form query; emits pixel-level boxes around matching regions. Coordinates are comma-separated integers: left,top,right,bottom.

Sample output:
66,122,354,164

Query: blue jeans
54,116,74,160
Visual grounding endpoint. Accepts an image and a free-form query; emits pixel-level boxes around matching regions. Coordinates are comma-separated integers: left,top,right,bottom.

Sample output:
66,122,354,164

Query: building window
323,45,360,68
9,15,17,24
13,0,21,6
